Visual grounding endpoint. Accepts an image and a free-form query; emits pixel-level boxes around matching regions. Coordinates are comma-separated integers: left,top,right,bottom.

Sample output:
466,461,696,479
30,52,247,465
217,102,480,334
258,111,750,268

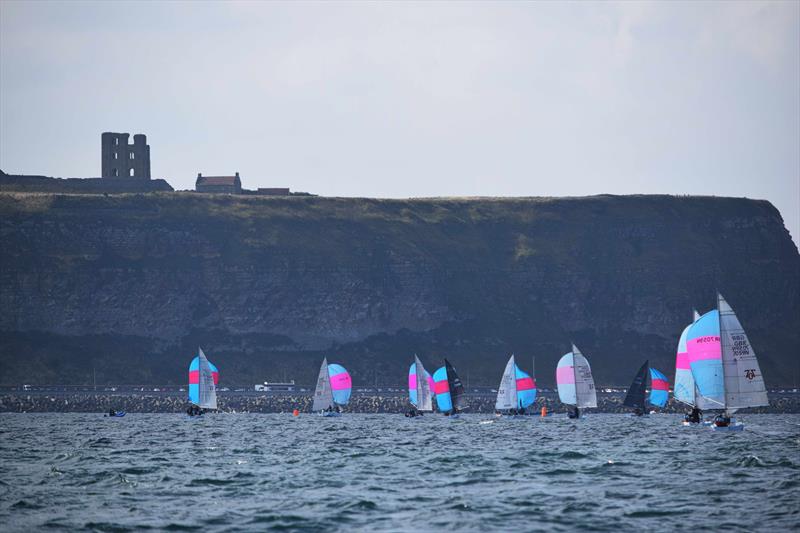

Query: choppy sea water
1,413,798,532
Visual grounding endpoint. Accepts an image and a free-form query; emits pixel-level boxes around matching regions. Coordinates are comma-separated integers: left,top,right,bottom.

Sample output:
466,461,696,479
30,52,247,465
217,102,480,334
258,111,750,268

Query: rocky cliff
1,192,798,387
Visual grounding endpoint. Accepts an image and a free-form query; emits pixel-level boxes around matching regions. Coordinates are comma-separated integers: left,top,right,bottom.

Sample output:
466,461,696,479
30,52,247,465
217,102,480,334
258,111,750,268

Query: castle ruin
101,132,151,179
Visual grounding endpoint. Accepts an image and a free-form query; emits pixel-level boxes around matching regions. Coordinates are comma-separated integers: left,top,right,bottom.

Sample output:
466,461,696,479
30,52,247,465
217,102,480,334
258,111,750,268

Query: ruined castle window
114,152,118,160
129,168,135,177
129,152,134,160
115,138,119,146
113,169,119,177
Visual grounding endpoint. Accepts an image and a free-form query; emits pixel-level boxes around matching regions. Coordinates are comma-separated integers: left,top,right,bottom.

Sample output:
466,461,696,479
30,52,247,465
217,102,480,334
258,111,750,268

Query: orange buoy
292,409,300,417
541,406,547,418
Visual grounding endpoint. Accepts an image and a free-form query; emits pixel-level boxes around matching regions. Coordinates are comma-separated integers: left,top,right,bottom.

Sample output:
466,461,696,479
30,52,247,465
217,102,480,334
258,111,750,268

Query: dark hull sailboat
623,361,649,416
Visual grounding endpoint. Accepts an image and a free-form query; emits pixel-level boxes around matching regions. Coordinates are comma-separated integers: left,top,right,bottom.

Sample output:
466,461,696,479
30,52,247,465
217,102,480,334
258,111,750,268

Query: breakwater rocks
2,393,798,414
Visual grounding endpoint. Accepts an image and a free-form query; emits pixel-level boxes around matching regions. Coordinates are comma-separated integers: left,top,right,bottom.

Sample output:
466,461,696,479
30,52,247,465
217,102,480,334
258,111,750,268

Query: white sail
695,384,720,410
718,294,769,412
312,357,334,411
197,347,218,410
693,309,701,321
495,355,517,410
572,344,598,408
414,355,433,412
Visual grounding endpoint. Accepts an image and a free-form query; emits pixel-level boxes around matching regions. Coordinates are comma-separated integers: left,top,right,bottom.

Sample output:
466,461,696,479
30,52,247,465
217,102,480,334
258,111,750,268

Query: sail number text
731,334,751,357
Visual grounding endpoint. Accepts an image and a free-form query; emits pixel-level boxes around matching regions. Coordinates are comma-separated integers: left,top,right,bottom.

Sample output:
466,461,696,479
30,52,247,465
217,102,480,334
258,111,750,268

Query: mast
717,294,730,414
571,344,579,407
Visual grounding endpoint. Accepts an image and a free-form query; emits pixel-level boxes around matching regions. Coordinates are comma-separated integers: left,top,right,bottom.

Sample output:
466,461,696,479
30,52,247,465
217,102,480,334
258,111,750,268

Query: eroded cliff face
1,193,798,386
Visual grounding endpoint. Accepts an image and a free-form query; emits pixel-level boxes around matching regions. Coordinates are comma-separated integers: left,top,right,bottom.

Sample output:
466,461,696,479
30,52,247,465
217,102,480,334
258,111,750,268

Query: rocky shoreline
2,392,798,414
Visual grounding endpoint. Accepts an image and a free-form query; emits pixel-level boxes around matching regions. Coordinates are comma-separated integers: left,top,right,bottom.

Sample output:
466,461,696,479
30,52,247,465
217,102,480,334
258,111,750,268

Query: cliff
1,192,798,387
0,170,173,193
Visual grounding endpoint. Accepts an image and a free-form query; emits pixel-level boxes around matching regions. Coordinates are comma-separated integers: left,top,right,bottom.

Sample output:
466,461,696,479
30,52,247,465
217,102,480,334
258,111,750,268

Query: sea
1,413,798,532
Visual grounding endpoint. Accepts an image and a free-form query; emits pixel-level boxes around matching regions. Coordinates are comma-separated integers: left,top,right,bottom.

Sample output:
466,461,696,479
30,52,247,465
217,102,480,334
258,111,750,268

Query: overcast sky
1,1,798,245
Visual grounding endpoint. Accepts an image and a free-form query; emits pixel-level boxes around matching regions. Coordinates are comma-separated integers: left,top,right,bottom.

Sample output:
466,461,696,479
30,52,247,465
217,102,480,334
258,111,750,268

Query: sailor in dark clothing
568,406,580,419
108,408,116,417
633,407,643,417
685,407,701,424
713,414,731,427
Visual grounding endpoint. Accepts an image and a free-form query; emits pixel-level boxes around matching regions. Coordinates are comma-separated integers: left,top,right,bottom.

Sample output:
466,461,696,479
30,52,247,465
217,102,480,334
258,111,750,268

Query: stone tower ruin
101,132,151,179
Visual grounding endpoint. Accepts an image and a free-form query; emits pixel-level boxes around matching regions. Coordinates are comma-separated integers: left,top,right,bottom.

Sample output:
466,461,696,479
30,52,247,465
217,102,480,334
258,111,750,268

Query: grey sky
1,1,798,245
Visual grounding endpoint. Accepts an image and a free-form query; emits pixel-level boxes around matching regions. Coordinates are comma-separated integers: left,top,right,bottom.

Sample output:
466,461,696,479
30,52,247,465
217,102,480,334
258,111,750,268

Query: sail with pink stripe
673,310,700,406
496,355,537,412
328,363,352,406
188,347,219,407
515,364,537,409
649,368,669,408
408,355,434,411
433,359,464,414
311,358,351,411
687,309,725,408
556,344,597,408
193,347,217,410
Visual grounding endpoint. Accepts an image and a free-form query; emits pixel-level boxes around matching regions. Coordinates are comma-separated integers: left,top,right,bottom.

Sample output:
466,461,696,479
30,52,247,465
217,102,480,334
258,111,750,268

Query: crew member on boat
713,414,731,427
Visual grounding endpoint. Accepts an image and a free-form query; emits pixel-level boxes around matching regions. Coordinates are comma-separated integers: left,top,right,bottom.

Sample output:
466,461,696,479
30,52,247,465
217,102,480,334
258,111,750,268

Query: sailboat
648,368,669,410
187,347,218,416
407,355,434,417
622,361,671,416
686,294,769,431
623,361,649,416
675,310,710,425
556,344,597,418
432,359,465,418
556,344,597,419
494,355,537,417
312,358,352,417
